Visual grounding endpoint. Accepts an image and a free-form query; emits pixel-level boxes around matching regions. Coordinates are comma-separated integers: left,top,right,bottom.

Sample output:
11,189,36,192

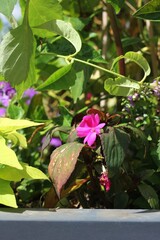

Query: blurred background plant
0,0,159,209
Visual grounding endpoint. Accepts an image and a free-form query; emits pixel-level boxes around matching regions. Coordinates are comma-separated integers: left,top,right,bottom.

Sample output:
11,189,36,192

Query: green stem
69,56,124,78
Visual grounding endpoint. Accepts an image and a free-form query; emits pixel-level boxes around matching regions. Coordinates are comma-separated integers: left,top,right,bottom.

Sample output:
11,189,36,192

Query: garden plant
0,0,159,209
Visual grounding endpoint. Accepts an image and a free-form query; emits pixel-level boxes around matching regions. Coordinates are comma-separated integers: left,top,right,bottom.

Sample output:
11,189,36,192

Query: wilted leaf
0,179,17,208
133,0,160,21
138,183,159,209
48,142,84,197
100,128,130,168
0,137,22,169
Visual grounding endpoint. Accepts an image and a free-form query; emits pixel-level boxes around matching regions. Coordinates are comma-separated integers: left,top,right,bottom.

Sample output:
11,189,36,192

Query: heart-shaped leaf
104,77,140,96
0,2,36,95
48,142,84,198
100,128,130,169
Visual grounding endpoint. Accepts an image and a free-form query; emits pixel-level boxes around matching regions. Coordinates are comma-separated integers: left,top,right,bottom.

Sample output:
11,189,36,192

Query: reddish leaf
48,142,84,198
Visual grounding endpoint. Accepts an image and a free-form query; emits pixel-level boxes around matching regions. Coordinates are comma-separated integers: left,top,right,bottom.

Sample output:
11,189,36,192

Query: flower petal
84,131,97,146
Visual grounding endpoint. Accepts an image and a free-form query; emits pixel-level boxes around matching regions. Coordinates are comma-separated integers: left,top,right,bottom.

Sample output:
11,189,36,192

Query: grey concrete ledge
0,209,160,240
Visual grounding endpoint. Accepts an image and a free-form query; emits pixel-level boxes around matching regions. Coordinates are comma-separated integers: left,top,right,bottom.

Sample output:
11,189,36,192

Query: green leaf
0,179,17,208
6,131,27,148
0,137,22,169
70,62,93,103
0,0,17,18
34,20,82,56
100,128,130,168
0,3,36,94
133,0,160,21
0,118,43,134
104,77,140,96
0,162,49,182
37,64,72,91
7,104,25,119
48,142,84,197
29,0,63,26
138,183,159,209
157,139,160,160
111,51,151,82
106,0,125,14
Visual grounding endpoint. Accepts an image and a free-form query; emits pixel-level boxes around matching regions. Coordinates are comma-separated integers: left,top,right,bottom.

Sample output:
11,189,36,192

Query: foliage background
0,0,159,209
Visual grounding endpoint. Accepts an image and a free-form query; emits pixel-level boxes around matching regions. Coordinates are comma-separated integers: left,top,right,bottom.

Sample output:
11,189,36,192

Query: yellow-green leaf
0,137,22,169
0,179,17,208
0,118,43,134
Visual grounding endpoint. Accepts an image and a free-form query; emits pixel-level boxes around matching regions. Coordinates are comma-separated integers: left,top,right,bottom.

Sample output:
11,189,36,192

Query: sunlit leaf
6,131,27,148
133,0,160,21
0,2,36,95
0,118,43,134
29,0,63,26
48,142,84,198
0,162,49,182
0,137,22,169
34,20,82,55
104,77,140,96
111,51,151,82
0,0,17,18
100,128,130,168
0,179,17,208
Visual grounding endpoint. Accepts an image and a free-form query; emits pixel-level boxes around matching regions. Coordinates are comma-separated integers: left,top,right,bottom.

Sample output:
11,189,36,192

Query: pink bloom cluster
76,113,105,146
99,171,111,192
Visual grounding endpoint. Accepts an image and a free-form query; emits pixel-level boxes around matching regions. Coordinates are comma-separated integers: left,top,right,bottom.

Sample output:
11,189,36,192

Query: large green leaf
0,162,49,182
138,183,159,209
100,128,130,168
0,0,17,18
104,77,140,96
133,0,160,21
37,64,72,90
0,137,22,169
29,0,63,26
0,179,17,208
70,62,93,103
106,0,125,14
48,142,84,197
0,3,36,93
34,20,82,56
0,118,43,134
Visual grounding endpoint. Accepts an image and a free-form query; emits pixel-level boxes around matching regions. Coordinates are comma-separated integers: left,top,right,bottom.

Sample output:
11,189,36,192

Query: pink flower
99,171,111,192
76,113,105,146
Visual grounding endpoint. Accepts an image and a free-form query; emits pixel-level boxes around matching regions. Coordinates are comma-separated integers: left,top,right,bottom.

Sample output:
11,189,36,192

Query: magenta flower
76,113,105,146
99,170,111,192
